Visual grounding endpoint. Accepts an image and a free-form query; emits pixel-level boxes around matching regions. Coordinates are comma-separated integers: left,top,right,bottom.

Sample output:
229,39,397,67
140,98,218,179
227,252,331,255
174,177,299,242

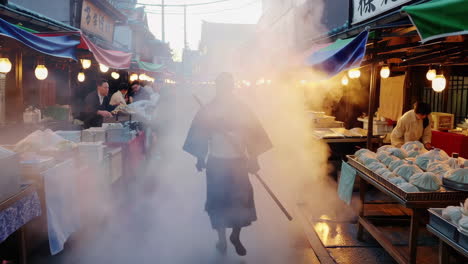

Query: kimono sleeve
183,108,210,159
244,107,273,158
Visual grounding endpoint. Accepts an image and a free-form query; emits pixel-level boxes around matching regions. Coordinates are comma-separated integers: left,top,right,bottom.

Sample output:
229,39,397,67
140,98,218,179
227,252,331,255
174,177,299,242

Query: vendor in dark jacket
81,79,116,128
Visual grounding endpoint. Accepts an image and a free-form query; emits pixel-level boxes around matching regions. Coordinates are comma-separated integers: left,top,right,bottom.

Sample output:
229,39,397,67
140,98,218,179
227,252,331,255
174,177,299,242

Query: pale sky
137,0,263,61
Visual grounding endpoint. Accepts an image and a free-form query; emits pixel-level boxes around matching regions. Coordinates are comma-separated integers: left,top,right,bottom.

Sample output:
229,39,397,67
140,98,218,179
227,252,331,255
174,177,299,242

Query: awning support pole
367,30,380,149
367,63,377,149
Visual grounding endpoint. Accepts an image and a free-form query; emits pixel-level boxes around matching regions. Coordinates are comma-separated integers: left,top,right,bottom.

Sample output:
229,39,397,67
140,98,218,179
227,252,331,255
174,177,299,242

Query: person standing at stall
110,83,129,106
81,79,115,128
391,101,433,149
183,72,273,256
129,81,151,103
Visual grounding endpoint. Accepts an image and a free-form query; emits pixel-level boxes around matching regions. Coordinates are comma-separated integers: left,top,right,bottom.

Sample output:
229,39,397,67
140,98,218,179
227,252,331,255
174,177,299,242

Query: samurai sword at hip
183,73,292,257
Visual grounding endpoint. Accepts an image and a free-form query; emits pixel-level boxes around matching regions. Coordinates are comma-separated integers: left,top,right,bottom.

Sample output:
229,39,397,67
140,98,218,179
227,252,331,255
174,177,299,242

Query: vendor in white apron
391,102,432,149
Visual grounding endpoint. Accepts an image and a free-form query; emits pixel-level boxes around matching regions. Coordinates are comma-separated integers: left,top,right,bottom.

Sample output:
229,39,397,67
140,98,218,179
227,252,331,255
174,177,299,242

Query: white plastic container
78,142,104,163
0,148,20,201
358,118,393,135
82,128,107,143
55,130,82,143
104,147,122,184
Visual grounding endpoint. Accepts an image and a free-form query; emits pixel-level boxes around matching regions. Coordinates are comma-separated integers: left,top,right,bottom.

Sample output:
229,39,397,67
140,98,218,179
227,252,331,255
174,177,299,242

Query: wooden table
347,156,468,264
427,225,468,264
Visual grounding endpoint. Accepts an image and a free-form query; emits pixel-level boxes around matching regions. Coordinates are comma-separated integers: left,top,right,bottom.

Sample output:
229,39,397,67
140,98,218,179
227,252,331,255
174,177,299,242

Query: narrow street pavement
29,84,319,264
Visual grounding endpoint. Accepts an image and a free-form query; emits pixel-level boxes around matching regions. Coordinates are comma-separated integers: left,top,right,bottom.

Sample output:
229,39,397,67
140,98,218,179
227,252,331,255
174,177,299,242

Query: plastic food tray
428,208,459,240
443,178,468,192
428,208,468,251
347,155,468,202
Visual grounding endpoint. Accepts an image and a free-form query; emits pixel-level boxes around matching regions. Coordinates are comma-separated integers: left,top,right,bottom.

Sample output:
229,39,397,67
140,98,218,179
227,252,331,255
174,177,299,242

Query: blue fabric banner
338,161,357,205
305,30,369,78
0,18,79,60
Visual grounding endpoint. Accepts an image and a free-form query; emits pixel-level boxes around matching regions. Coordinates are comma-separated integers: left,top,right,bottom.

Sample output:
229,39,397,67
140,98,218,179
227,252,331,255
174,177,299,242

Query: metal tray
443,178,468,192
428,208,468,252
460,230,468,251
428,208,459,241
347,155,468,202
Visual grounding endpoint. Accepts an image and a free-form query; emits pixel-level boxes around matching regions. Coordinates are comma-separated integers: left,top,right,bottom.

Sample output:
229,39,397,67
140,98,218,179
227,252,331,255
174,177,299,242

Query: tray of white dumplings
429,199,468,251
348,143,468,202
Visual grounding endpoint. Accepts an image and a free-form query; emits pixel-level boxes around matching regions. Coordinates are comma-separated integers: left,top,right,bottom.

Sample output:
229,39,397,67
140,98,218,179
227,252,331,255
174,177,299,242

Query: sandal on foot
230,236,247,256
216,241,227,255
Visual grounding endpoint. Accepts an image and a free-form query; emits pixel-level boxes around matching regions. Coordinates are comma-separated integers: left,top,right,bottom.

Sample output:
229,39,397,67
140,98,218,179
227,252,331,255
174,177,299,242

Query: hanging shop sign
81,0,115,42
352,0,412,25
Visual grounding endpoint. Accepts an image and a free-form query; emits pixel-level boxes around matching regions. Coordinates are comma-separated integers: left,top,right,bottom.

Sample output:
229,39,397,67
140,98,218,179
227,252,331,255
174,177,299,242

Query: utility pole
184,5,187,49
161,0,165,42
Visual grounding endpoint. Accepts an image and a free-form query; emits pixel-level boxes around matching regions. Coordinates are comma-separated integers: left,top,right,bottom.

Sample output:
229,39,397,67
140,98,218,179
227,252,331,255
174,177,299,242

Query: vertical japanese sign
352,0,412,25
81,0,115,42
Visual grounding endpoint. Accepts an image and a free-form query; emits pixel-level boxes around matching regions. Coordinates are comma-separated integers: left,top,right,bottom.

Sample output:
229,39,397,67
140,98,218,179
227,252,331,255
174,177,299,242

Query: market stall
305,0,468,263
344,150,468,264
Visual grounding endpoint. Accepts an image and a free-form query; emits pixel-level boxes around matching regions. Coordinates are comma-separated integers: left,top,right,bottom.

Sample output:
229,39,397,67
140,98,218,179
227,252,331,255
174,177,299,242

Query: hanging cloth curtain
80,34,132,69
402,0,468,43
137,60,165,73
34,31,133,69
0,17,79,60
305,30,369,78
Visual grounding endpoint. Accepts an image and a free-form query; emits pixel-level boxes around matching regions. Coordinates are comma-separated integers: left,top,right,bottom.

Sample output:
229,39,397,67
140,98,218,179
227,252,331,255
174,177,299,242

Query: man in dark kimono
183,73,272,256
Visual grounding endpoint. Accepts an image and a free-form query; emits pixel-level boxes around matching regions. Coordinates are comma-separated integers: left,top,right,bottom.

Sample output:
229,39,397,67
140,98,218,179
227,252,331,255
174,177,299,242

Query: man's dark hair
130,80,140,87
96,79,108,87
414,102,432,115
118,83,128,92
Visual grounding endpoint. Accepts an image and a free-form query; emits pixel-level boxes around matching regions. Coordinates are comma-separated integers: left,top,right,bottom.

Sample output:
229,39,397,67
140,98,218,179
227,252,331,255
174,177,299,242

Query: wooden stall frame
347,155,468,264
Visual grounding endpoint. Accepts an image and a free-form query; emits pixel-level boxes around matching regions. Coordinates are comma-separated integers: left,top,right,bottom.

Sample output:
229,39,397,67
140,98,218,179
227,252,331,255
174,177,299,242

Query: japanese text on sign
352,0,412,25
81,0,115,42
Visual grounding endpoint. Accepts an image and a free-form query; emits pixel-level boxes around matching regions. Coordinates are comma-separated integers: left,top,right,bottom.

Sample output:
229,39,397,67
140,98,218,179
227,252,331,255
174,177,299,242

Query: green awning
138,60,164,73
402,0,468,43
14,24,38,33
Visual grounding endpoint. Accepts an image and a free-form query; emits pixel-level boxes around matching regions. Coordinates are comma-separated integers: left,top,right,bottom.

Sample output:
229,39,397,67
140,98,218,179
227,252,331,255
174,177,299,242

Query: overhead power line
134,0,235,7
144,0,260,15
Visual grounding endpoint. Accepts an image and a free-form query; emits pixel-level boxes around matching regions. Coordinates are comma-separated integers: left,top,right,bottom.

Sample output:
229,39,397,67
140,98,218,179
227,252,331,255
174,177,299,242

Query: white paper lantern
99,64,109,73
380,66,390,79
348,68,361,79
130,73,138,82
341,75,349,86
432,75,446,92
0,58,12,73
77,71,85,82
81,59,91,69
35,65,48,80
139,73,148,81
426,69,436,81
111,72,120,80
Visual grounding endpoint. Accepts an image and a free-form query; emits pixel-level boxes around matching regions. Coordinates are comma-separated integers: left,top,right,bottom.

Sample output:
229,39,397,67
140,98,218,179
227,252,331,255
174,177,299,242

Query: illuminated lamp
81,59,91,69
99,64,109,73
426,69,436,81
380,66,390,79
348,68,361,79
130,73,139,82
0,58,12,73
111,72,120,80
35,65,48,80
341,75,349,86
77,71,85,82
432,75,446,92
